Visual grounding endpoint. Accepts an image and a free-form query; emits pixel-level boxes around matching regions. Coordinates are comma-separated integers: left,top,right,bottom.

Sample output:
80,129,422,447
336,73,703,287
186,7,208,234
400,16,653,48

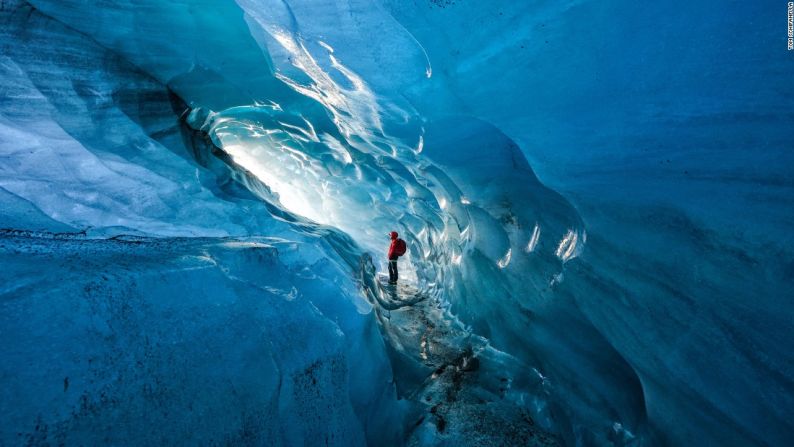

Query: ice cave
1,0,792,445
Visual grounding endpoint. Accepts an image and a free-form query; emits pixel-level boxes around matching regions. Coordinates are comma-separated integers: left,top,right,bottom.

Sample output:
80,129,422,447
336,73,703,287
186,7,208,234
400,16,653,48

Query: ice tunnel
1,0,792,446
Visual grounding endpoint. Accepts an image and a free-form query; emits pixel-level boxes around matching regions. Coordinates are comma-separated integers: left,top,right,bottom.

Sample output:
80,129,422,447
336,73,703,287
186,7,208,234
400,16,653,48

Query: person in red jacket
387,231,406,284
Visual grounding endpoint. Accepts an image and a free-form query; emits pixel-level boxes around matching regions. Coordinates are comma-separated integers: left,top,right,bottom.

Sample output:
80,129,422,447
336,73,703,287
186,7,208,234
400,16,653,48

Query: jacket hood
390,231,398,239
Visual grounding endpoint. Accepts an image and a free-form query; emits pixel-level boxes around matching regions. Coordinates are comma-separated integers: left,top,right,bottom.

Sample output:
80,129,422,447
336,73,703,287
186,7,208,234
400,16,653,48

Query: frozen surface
0,2,404,445
0,233,401,445
2,0,793,446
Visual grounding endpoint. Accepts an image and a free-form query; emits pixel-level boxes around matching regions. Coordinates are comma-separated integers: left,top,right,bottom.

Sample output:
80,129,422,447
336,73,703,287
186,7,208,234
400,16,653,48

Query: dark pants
388,257,398,283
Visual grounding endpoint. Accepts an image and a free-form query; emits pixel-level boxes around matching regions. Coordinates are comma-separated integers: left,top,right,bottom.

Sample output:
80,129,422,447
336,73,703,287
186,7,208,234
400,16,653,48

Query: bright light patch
555,229,584,262
526,223,540,253
497,248,512,269
222,143,323,223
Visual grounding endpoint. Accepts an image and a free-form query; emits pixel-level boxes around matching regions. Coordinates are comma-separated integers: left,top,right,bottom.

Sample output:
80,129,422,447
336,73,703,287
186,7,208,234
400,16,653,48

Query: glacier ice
1,0,793,446
1,232,407,445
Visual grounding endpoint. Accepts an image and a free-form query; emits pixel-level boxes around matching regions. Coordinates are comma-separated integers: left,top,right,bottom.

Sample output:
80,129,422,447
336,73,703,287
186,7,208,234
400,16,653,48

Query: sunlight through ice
497,248,512,268
526,223,540,253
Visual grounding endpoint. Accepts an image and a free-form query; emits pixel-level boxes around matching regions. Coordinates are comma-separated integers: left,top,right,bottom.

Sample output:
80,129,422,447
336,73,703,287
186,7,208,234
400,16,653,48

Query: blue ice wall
0,2,406,445
381,1,794,445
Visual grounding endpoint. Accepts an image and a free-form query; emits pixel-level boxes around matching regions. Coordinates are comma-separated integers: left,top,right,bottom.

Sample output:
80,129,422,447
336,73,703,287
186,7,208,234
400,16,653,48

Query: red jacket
388,231,399,258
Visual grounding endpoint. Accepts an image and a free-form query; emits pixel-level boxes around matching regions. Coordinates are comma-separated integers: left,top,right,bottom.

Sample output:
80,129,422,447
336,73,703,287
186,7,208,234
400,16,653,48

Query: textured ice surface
0,2,404,445
2,0,793,446
0,233,401,445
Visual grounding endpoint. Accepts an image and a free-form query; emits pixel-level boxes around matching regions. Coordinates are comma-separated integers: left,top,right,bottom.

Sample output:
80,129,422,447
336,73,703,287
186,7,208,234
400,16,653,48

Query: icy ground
371,276,562,446
1,0,793,446
1,231,402,445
